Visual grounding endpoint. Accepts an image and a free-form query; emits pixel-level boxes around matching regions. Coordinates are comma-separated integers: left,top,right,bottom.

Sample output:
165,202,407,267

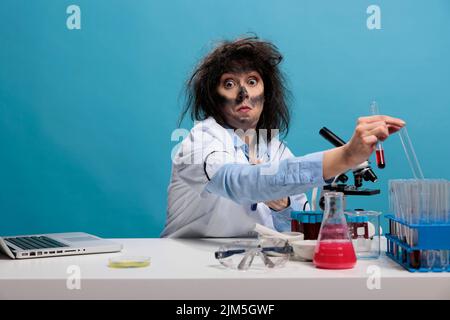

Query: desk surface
1,238,449,299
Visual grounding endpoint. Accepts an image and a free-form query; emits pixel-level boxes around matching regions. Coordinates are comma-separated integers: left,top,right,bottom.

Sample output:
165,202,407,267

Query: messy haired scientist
161,36,405,238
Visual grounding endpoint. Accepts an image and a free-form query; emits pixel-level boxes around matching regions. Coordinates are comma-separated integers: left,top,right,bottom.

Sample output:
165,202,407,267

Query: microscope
290,126,381,240
318,127,380,210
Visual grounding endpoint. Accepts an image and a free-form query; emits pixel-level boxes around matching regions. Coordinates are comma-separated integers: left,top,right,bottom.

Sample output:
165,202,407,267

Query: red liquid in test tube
370,101,386,169
376,148,386,169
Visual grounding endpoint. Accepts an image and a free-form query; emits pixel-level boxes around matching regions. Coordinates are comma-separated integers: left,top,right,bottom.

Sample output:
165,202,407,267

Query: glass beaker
345,210,381,259
313,192,357,269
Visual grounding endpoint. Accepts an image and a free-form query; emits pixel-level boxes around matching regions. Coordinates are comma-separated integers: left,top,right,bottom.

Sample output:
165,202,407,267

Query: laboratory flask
313,192,357,269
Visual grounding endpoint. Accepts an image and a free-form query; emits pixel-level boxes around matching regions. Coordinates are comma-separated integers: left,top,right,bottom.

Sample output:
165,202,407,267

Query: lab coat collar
222,123,270,160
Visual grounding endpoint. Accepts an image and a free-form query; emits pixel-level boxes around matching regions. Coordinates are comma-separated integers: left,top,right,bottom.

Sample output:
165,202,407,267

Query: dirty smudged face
216,70,264,131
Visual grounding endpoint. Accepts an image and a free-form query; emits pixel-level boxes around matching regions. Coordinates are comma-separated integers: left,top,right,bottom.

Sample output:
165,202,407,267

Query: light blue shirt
162,117,328,238
205,149,324,231
205,127,323,232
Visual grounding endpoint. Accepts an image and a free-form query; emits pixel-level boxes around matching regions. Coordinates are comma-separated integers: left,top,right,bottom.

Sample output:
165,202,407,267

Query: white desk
0,238,449,299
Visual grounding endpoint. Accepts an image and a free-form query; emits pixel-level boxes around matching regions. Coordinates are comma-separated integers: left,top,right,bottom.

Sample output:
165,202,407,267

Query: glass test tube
370,101,386,169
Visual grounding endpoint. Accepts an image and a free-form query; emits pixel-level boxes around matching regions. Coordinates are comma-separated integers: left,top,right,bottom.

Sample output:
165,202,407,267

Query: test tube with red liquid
370,101,386,169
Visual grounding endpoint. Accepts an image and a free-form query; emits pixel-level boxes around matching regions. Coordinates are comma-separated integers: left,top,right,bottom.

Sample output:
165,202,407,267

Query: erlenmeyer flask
313,192,357,269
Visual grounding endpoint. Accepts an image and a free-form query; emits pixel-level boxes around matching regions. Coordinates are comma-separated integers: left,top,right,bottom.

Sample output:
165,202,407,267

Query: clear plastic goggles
214,238,292,270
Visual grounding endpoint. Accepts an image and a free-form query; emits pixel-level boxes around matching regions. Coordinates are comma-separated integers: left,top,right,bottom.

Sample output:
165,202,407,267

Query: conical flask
313,192,356,269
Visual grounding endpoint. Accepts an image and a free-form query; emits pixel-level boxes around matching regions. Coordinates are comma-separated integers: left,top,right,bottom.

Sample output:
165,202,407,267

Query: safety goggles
214,238,293,270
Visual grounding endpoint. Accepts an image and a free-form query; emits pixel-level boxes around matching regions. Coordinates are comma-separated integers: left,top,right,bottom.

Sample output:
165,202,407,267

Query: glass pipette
370,101,386,169
398,127,424,179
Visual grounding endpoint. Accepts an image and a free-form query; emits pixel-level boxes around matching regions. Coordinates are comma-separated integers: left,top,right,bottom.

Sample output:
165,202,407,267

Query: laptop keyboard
4,236,69,250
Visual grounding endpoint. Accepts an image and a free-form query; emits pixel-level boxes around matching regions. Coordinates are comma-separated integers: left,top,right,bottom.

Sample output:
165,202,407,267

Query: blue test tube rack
385,215,450,272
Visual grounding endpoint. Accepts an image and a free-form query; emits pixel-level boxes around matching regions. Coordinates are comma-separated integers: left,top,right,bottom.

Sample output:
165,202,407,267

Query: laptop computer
0,232,122,259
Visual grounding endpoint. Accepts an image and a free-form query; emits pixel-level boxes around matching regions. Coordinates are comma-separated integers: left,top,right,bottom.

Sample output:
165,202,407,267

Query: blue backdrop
1,0,449,237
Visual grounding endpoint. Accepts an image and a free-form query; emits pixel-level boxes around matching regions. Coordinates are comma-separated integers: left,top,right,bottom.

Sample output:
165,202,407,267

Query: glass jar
345,210,381,259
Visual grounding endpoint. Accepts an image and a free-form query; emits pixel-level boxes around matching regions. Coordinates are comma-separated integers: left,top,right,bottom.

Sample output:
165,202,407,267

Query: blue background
1,0,449,237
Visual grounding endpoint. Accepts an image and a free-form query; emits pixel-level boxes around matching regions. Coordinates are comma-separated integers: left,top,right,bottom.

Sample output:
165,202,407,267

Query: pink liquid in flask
313,240,357,269
313,192,357,269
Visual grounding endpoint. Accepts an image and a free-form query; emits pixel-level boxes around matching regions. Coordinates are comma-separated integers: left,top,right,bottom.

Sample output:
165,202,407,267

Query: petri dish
108,256,151,268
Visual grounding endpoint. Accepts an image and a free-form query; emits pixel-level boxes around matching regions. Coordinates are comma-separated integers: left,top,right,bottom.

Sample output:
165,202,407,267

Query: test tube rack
385,215,450,272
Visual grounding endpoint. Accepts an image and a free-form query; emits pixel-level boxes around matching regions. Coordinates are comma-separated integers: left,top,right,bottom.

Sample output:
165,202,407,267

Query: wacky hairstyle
180,36,291,140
